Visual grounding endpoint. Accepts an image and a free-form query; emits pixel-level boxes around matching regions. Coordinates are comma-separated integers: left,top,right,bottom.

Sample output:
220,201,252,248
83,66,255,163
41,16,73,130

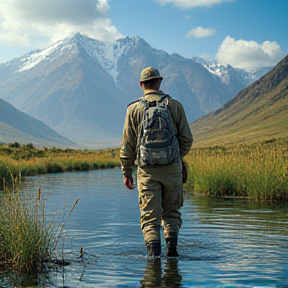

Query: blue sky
0,0,287,70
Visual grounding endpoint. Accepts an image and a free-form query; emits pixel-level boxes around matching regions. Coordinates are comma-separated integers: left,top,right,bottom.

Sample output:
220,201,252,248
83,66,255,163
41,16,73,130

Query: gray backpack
137,94,180,167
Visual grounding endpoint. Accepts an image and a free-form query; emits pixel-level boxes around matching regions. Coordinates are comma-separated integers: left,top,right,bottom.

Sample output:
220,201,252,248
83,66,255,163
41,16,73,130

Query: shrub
80,161,90,171
46,163,63,174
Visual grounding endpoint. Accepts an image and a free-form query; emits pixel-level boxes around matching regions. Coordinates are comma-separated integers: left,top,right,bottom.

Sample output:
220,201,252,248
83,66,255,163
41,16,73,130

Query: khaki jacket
120,90,193,177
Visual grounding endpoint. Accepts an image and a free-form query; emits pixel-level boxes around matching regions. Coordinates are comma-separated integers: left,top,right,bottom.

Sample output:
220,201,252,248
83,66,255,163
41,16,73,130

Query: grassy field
184,138,288,201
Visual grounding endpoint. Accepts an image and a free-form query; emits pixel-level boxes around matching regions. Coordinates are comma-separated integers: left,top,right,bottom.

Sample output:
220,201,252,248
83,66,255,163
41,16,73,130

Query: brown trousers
137,158,183,244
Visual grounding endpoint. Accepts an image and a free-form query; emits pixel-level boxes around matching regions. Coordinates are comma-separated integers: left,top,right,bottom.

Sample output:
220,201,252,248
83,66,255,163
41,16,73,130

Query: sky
0,0,287,70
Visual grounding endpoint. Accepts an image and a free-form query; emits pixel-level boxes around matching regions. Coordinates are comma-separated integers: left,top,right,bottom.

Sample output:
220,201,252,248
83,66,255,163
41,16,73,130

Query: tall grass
185,139,288,200
0,187,58,275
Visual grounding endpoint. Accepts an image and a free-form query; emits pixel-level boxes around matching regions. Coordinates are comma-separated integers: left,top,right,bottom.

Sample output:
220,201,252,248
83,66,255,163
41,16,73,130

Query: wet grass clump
0,187,57,276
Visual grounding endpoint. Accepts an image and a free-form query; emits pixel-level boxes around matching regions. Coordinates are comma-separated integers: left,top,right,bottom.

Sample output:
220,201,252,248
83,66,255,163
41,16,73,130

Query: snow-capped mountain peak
19,38,76,72
17,33,147,82
192,56,272,84
193,56,229,77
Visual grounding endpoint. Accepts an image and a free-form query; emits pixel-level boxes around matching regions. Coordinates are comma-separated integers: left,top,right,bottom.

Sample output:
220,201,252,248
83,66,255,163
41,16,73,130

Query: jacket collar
143,90,165,97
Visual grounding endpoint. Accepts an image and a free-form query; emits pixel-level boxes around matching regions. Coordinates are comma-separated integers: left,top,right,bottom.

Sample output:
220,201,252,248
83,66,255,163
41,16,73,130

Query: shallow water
15,169,288,287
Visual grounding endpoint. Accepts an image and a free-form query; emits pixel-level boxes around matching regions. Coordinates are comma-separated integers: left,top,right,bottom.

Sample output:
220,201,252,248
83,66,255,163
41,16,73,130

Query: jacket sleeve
119,106,137,177
174,102,193,157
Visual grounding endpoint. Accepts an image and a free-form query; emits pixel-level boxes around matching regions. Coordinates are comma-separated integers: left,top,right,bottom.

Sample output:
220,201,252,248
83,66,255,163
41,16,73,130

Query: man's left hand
123,176,135,190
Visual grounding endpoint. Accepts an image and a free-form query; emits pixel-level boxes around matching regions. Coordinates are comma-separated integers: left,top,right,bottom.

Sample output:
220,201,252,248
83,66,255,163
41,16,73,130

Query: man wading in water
120,67,193,257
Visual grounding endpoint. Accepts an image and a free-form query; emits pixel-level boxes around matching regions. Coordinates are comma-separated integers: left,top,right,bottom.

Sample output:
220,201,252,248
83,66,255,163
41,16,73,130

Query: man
120,67,193,257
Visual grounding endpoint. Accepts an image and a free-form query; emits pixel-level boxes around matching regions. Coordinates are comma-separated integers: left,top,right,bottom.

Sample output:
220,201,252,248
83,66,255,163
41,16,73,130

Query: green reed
185,139,288,200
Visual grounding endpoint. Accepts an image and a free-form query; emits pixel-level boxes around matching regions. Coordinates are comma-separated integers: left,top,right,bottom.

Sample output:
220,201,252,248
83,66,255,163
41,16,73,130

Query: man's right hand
123,176,135,190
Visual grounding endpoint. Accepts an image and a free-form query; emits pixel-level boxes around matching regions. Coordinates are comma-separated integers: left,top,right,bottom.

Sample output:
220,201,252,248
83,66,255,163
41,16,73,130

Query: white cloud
156,0,232,9
186,27,216,38
0,0,122,48
216,36,286,69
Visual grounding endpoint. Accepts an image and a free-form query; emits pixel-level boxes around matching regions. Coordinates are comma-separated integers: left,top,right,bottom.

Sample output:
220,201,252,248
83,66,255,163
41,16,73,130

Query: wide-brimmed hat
140,67,163,82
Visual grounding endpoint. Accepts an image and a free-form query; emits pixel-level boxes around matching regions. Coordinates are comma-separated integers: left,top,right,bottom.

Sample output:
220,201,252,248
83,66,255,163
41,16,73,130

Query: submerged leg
165,231,179,257
146,240,161,258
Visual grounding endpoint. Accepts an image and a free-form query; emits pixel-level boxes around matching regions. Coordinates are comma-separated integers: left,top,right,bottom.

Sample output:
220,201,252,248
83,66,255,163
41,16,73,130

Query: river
17,169,288,287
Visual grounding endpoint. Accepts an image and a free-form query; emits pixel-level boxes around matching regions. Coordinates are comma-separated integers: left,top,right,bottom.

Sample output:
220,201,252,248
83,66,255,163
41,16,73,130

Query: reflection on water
12,169,288,287
140,258,182,288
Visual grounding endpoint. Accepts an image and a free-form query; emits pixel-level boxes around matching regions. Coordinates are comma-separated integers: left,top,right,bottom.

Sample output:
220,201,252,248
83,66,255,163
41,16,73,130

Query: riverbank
0,143,120,190
184,138,288,201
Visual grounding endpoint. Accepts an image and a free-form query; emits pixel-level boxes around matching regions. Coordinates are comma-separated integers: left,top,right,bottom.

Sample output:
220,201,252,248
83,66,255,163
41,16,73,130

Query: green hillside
191,55,288,147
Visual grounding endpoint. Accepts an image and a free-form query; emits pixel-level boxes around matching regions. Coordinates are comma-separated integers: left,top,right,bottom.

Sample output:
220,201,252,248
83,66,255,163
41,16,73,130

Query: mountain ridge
0,97,75,147
190,54,288,147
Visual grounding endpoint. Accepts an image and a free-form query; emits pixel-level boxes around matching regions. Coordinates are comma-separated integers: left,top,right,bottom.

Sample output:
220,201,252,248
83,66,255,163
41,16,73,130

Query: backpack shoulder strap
159,94,171,102
157,94,171,107
138,96,149,108
162,94,177,134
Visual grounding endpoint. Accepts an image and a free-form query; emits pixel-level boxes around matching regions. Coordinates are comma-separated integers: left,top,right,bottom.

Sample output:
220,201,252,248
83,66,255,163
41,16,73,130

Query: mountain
192,56,271,87
0,33,266,147
190,54,288,147
0,98,74,147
